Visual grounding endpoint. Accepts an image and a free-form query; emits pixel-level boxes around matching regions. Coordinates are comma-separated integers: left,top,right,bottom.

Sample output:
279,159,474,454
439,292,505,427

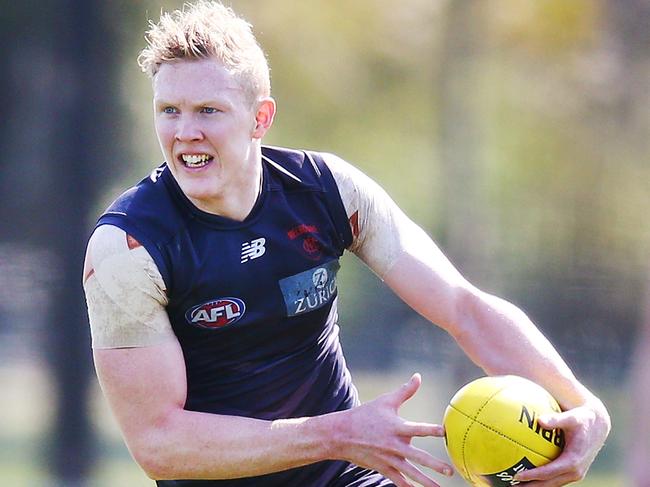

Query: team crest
287,223,323,260
185,297,246,329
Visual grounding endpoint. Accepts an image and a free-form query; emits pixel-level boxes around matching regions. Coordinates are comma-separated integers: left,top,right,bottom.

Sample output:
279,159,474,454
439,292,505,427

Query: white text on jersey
241,237,266,263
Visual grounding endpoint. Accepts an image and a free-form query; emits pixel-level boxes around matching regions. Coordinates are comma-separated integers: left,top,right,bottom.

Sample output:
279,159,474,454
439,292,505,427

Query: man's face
153,58,272,215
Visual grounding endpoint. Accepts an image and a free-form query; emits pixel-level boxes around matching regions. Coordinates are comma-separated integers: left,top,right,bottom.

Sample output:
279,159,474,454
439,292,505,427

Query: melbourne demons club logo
185,297,246,329
287,223,323,260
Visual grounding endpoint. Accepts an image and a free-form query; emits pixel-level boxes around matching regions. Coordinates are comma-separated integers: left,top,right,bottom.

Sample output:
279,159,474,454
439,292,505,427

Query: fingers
514,429,587,484
514,452,585,485
515,402,610,486
386,373,422,410
514,459,573,483
537,410,580,430
512,477,570,487
403,444,454,478
399,421,445,438
359,373,456,485
515,471,583,487
381,452,451,487
381,467,412,487
394,458,443,487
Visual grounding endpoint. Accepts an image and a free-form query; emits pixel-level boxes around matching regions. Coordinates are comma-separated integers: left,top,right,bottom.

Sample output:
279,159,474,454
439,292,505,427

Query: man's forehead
153,58,244,98
153,85,243,103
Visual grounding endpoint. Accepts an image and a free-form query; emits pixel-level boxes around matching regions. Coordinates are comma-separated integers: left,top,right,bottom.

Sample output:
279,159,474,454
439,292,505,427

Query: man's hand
514,398,611,486
328,373,454,487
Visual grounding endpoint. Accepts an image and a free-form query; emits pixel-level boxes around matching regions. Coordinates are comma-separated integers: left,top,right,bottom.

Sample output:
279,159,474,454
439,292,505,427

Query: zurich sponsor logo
312,267,328,289
185,297,246,329
278,260,340,317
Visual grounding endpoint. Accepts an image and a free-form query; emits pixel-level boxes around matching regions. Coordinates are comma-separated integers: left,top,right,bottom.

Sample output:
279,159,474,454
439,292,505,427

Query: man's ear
252,97,276,139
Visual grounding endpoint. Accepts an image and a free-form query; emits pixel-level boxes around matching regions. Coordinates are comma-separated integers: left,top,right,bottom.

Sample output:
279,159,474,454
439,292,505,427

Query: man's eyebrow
153,97,235,106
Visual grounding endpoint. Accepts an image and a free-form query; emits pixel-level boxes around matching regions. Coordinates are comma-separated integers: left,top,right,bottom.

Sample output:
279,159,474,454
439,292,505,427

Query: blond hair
138,1,270,103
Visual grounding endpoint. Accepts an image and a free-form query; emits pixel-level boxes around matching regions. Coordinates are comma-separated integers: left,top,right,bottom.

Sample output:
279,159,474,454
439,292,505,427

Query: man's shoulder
261,145,341,190
104,164,170,215
97,164,182,246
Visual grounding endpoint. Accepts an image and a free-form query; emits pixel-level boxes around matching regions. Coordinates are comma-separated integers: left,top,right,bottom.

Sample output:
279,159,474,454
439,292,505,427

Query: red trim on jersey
83,251,95,283
349,211,360,238
83,267,95,283
126,234,142,250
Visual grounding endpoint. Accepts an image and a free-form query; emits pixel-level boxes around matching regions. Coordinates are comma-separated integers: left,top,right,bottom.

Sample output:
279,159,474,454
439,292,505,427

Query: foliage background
1,0,648,485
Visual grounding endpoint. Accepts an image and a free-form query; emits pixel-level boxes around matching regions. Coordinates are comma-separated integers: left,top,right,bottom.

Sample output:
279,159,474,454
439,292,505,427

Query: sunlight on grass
0,364,624,486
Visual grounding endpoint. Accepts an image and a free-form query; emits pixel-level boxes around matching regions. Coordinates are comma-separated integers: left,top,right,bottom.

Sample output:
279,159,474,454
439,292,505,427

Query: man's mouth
180,153,213,168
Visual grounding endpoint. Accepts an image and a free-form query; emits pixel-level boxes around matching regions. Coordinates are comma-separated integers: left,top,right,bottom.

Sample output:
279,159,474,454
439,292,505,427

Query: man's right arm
83,225,450,485
83,225,334,480
93,341,332,479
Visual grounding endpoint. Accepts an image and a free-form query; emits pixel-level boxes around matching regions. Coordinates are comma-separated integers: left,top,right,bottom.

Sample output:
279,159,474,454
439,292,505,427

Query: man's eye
201,107,219,114
163,107,177,114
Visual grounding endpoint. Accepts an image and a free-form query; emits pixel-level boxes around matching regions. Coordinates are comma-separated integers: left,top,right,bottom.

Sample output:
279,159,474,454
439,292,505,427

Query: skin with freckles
153,58,275,221
327,374,454,486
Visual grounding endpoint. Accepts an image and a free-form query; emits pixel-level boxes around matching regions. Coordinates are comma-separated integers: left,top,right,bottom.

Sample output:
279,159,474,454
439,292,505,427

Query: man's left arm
381,235,611,485
324,152,611,485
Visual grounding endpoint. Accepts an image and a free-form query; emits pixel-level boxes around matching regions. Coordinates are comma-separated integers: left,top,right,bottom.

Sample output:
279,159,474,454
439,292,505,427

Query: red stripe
126,234,142,250
83,267,95,283
349,211,360,238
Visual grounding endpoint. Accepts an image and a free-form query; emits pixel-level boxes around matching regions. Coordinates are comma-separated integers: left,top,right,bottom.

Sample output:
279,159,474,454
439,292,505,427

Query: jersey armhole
304,151,354,251
95,215,173,294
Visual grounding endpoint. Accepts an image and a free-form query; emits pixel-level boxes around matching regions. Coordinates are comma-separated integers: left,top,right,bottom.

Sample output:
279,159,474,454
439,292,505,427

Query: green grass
0,453,625,487
0,365,625,486
0,444,625,487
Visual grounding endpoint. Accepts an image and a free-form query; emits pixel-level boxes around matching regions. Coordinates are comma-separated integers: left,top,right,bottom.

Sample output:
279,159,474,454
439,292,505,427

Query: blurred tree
1,0,126,484
606,0,650,129
44,2,115,482
436,0,492,382
437,0,492,277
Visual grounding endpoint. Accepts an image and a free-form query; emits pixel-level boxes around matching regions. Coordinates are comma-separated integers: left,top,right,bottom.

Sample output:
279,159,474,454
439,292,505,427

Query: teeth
181,154,211,167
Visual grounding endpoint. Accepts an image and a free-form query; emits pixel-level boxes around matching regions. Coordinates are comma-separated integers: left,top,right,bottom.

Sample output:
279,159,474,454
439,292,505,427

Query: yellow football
443,375,564,486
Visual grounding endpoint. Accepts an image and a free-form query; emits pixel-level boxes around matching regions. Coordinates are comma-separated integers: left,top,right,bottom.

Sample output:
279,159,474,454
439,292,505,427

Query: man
82,2,610,486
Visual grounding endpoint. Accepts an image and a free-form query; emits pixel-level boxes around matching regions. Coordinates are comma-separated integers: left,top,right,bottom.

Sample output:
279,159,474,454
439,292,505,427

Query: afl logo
185,297,246,329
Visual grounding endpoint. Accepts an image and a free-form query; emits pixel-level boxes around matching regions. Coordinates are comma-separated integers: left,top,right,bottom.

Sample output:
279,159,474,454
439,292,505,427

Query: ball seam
451,403,557,462
458,386,507,484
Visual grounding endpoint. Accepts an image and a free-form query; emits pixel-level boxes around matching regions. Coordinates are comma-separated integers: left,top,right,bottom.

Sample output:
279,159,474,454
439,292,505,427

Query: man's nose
175,115,204,142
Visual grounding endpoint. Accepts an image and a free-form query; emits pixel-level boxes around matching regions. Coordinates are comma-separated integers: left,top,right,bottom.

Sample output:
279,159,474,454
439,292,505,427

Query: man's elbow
129,437,179,480
444,284,484,340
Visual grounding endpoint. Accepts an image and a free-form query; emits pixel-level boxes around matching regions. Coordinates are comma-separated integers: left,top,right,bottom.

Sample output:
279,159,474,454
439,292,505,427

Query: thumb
538,410,576,430
388,373,422,410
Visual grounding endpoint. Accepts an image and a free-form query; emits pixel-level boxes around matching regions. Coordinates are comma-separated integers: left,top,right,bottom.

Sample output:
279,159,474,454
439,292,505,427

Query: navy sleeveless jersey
97,146,363,486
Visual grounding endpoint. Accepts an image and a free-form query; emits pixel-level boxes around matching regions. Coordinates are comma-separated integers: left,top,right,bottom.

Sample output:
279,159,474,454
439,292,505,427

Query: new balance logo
150,166,165,183
241,237,266,263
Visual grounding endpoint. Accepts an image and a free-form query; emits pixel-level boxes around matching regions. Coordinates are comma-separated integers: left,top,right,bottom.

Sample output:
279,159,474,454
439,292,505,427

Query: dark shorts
156,462,394,487
329,464,395,487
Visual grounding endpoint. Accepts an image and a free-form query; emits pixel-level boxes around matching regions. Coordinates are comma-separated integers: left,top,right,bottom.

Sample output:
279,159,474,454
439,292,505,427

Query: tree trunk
1,1,122,483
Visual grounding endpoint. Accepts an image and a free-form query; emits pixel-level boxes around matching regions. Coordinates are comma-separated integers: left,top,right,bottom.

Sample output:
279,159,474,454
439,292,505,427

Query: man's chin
178,183,220,207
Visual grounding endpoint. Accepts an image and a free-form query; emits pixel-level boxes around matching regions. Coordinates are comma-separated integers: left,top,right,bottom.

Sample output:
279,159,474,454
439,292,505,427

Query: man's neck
187,148,263,222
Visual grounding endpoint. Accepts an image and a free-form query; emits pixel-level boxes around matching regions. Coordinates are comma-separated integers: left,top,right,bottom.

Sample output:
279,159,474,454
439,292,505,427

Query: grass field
1,362,625,486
